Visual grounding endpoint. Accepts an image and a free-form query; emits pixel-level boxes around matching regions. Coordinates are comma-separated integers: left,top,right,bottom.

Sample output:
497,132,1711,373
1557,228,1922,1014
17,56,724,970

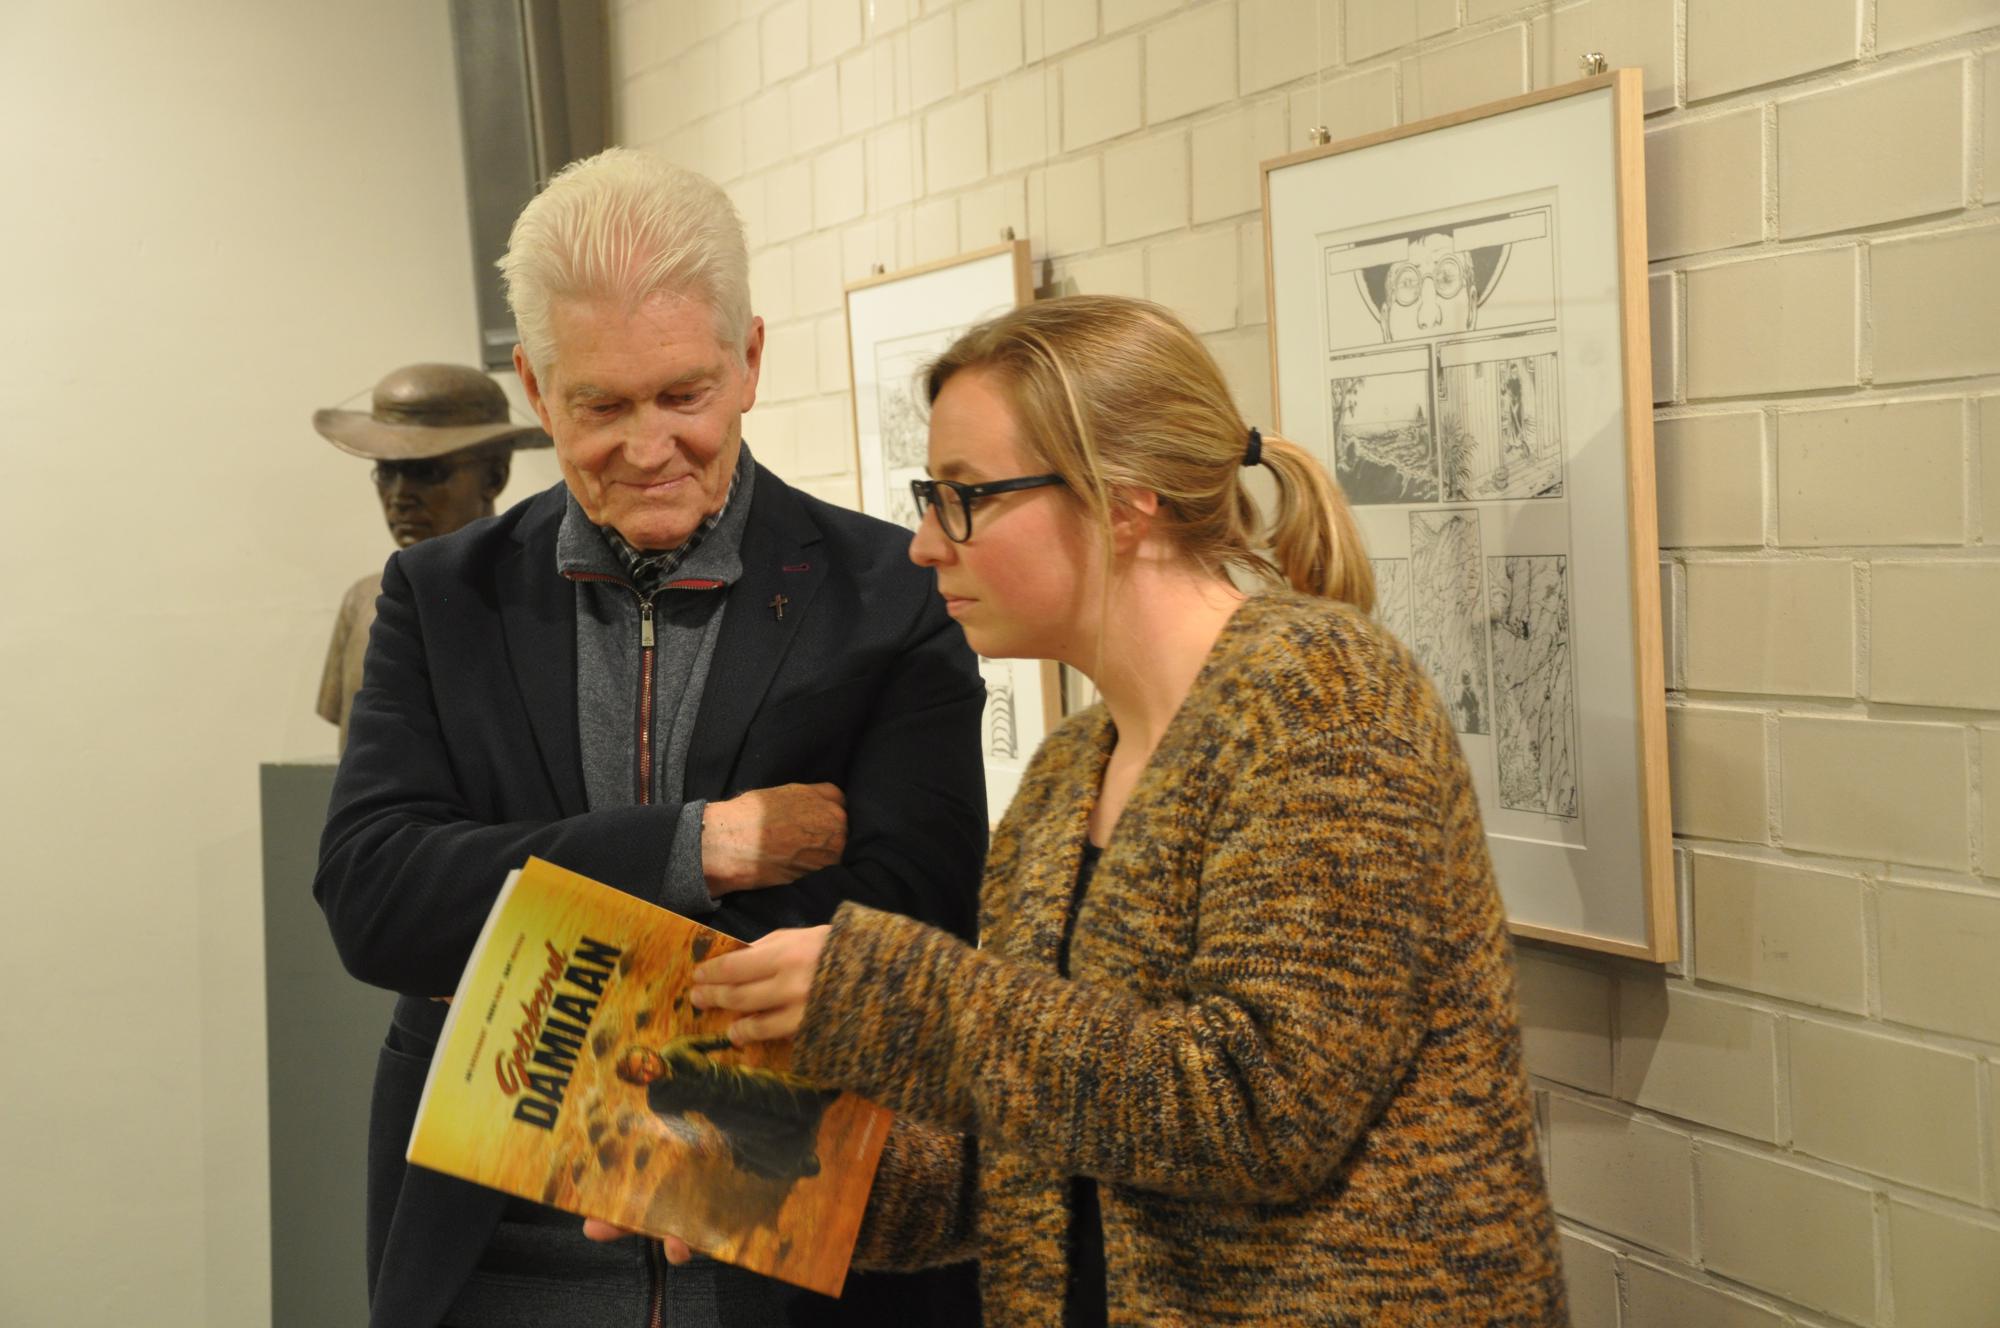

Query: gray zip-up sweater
561,451,754,916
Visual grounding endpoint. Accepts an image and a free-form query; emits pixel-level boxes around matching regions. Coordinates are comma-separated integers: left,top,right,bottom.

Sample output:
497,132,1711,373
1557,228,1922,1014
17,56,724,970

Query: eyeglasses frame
909,473,1068,542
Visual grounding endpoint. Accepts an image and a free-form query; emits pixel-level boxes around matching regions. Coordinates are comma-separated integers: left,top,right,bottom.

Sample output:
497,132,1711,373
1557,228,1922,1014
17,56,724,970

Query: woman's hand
580,1218,693,1265
689,925,830,1043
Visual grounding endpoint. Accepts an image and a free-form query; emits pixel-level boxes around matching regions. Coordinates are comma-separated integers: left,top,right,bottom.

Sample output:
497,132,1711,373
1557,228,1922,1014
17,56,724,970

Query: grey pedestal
262,761,394,1328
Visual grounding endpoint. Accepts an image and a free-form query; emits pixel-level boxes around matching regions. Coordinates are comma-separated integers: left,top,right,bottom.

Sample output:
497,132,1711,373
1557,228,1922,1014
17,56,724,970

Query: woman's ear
1107,487,1160,554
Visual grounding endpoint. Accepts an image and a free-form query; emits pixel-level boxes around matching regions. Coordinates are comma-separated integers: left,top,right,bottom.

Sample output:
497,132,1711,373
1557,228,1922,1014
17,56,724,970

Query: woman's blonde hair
925,295,1373,612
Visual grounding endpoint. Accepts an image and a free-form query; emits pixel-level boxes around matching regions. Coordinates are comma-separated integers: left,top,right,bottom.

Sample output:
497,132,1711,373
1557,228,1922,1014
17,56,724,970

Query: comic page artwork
1266,76,1670,953
1438,331,1565,501
1488,555,1580,819
1319,193,1583,836
1330,347,1438,504
1409,510,1492,736
977,654,1049,819
1371,557,1411,644
1320,201,1557,355
873,328,960,529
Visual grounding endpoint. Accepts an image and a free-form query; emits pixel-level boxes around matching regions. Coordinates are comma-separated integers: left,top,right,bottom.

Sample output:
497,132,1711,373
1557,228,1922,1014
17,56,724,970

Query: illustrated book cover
407,856,889,1297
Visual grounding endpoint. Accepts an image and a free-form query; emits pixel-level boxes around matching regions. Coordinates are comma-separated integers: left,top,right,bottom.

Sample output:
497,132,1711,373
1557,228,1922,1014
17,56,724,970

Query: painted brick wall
609,1,2000,1322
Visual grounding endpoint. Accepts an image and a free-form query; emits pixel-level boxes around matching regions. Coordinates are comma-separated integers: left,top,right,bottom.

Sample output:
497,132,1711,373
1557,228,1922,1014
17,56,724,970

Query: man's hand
701,782,847,895
689,925,831,1044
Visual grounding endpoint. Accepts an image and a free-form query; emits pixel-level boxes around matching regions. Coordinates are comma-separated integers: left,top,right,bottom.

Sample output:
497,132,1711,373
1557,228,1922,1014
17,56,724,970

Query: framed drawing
845,239,1062,825
1262,70,1673,961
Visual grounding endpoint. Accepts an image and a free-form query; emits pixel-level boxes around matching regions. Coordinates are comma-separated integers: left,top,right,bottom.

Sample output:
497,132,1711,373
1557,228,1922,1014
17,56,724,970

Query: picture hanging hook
1308,126,1332,146
1579,51,1608,75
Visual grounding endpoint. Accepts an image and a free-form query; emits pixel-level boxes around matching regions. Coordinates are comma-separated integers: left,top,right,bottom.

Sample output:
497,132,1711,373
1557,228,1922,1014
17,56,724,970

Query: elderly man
312,362,549,749
316,149,986,1328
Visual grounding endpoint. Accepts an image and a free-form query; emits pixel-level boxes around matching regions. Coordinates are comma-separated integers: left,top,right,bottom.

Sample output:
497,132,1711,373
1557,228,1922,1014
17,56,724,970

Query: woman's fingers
723,1006,804,1044
689,971,803,1012
582,1218,694,1265
691,928,827,1009
691,944,780,987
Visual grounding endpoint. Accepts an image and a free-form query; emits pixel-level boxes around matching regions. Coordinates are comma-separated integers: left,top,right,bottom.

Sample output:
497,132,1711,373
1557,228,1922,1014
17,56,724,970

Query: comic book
407,856,888,1297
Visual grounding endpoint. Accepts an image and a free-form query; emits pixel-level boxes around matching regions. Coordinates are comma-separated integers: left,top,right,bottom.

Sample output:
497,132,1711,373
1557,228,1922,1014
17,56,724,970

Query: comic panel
1488,555,1580,821
1320,200,1557,355
978,655,1024,764
1371,557,1410,644
1409,509,1491,736
874,328,959,529
1437,330,1564,501
1329,346,1438,505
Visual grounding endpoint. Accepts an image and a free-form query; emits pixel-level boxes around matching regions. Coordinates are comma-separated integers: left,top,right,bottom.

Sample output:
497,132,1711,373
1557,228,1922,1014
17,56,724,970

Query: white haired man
316,149,986,1328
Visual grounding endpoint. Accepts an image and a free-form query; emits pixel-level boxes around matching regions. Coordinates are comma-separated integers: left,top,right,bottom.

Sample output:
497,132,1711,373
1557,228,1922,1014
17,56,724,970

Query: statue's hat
313,363,549,460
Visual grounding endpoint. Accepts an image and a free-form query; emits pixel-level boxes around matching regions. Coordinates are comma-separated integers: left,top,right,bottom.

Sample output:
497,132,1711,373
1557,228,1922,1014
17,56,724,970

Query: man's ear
1108,487,1160,554
736,316,766,413
514,345,555,434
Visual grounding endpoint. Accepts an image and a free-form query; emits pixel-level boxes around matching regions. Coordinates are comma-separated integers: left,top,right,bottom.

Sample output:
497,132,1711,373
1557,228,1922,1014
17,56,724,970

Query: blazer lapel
496,496,589,816
683,467,827,799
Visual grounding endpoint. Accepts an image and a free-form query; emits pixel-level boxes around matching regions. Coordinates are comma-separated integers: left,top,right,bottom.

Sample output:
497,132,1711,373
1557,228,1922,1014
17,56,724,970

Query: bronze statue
313,364,548,749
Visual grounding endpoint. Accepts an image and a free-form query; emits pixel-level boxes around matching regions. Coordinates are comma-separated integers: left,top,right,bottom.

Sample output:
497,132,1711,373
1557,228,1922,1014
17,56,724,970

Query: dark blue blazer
316,468,986,1328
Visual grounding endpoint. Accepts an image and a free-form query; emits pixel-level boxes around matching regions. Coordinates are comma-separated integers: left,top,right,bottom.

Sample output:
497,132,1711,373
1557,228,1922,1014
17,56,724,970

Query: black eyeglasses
372,457,472,489
910,474,1067,542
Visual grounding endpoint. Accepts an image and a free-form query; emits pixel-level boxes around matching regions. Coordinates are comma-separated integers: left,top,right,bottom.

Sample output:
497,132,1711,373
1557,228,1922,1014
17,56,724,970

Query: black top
1062,840,1107,1328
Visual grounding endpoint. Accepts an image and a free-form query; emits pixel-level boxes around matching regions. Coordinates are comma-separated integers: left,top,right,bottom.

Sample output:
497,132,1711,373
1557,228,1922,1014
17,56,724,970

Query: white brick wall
1683,560,1855,697
610,3,2000,1320
1698,1145,1877,1322
1776,59,1967,239
1775,399,1965,546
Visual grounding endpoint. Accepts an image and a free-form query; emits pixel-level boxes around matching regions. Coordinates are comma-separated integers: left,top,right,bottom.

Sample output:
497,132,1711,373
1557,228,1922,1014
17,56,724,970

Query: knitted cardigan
793,593,1566,1326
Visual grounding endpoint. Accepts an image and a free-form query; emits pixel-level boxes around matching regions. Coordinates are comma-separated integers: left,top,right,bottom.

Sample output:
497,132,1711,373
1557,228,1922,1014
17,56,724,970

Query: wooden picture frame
1262,70,1673,961
844,239,1061,826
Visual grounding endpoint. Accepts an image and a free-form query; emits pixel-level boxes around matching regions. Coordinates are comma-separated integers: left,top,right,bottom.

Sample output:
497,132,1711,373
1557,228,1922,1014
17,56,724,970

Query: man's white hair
500,148,752,376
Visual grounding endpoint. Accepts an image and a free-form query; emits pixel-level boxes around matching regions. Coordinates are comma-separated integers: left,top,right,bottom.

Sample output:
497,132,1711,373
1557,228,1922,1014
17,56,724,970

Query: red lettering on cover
494,941,567,1096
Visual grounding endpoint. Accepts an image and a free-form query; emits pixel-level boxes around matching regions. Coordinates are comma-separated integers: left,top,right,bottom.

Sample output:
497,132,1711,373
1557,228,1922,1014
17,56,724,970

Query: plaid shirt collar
600,470,737,594
557,445,753,595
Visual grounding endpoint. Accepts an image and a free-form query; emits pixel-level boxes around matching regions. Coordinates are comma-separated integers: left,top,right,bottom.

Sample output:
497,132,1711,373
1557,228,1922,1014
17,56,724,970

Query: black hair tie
1243,427,1263,468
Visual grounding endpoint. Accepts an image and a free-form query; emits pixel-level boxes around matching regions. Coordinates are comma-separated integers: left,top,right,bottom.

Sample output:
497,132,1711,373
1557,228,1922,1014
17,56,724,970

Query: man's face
1384,232,1474,340
616,1046,665,1085
372,452,503,547
518,292,764,551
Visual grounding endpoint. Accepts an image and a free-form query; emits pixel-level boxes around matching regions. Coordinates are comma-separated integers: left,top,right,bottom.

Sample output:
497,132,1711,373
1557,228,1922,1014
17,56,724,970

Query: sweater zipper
638,594,656,806
563,571,658,807
647,1238,665,1328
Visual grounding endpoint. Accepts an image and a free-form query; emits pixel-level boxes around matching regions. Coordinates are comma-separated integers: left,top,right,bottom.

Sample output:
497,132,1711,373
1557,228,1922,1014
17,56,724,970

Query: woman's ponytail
1256,434,1375,612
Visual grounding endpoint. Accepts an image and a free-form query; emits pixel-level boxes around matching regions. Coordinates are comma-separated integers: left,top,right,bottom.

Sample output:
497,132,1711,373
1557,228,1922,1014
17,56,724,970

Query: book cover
407,856,888,1297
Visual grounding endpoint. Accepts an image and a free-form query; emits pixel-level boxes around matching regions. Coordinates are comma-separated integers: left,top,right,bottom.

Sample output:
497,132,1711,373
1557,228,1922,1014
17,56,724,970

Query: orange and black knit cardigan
794,593,1567,1326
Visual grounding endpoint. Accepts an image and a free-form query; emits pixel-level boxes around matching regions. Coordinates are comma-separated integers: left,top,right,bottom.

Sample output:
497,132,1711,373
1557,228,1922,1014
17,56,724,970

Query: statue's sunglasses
909,474,1068,543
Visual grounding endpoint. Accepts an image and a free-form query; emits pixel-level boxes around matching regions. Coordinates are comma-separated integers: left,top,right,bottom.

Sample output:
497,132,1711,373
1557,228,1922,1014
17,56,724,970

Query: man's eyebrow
564,371,717,407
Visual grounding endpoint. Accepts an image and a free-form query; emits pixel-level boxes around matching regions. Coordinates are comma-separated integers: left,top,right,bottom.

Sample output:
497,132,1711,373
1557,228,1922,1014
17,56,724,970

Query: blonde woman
682,296,1566,1324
